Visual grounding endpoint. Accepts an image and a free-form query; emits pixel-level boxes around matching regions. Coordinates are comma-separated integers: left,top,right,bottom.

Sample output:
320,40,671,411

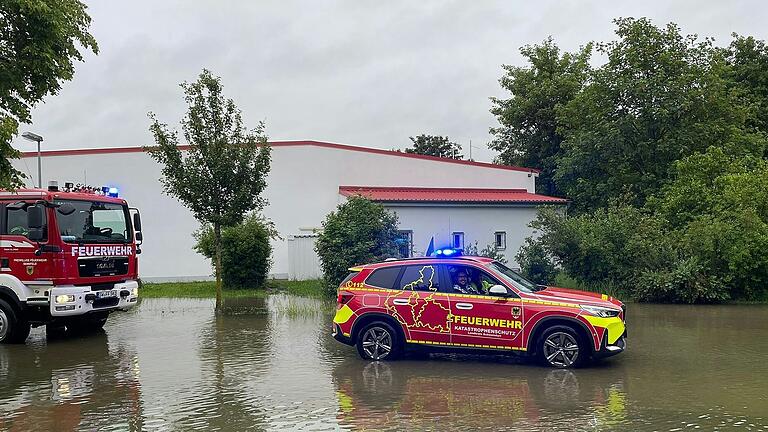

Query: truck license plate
97,290,117,299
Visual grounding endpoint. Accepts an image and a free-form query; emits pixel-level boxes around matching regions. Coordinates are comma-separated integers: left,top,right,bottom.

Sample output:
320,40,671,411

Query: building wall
12,142,538,279
387,204,540,267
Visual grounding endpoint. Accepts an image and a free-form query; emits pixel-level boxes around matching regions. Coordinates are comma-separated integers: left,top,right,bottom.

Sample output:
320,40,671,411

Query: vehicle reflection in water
331,354,628,431
0,330,142,432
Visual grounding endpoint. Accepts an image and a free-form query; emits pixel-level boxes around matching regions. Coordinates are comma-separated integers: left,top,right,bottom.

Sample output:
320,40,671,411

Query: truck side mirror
132,211,142,232
27,204,45,229
135,231,143,242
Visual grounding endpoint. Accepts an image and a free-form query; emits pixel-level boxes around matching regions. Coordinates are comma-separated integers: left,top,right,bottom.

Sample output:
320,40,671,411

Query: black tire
537,325,587,368
0,299,31,344
355,321,401,361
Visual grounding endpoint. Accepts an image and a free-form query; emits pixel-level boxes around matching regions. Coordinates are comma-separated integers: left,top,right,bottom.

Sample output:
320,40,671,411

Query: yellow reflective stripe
348,267,363,272
582,315,625,344
333,305,355,325
405,339,526,351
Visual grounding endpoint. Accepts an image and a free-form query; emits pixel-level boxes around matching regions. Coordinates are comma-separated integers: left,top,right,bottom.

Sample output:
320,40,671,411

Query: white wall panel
12,143,542,280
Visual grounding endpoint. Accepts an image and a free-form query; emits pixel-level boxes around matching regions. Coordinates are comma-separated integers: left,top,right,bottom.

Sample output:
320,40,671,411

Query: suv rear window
339,271,359,287
365,266,402,289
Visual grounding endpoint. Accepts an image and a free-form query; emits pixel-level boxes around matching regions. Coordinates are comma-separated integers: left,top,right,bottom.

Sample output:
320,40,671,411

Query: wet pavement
1,295,767,431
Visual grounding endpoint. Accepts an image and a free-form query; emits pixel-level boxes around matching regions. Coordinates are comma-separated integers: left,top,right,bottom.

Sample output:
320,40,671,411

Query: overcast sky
12,0,768,163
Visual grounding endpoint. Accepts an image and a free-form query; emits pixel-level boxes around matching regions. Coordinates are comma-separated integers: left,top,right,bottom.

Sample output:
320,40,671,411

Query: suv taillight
337,290,354,306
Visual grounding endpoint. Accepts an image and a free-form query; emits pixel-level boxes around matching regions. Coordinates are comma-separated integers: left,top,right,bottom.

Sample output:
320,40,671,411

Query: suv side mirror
488,284,510,297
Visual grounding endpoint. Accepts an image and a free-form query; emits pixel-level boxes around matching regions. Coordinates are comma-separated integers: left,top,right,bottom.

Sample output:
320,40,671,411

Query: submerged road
1,296,766,431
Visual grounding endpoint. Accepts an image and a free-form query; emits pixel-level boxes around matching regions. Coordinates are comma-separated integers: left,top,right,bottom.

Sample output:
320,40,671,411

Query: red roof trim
18,140,539,174
338,186,568,204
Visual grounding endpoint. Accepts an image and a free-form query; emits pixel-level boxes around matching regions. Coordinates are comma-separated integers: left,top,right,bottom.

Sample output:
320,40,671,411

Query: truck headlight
55,295,75,304
131,287,138,297
580,305,620,318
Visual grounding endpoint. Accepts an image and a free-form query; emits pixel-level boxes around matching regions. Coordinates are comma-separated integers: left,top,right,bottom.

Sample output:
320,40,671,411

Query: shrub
315,196,400,293
195,214,274,289
515,238,556,285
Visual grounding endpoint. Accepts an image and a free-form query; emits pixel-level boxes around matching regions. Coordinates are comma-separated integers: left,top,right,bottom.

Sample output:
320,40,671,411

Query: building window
494,231,506,250
452,232,464,250
397,230,413,258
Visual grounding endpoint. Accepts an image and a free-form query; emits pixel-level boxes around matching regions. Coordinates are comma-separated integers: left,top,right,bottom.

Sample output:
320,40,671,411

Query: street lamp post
21,132,43,188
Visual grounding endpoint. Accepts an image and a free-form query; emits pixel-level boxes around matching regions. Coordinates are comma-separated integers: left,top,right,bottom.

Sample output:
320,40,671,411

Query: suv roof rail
374,255,489,263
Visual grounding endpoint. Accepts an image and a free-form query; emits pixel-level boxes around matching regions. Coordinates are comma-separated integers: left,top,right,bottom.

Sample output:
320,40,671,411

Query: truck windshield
55,200,130,244
487,261,542,293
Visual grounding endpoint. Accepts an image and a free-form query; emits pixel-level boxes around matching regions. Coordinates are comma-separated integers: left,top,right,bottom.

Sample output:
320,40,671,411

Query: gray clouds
13,0,768,163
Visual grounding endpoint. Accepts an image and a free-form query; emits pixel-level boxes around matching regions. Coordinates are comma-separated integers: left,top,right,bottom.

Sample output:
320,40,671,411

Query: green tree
315,196,400,293
490,38,592,196
1,0,98,189
515,238,556,285
556,18,754,212
650,146,768,300
146,69,272,309
405,134,463,159
724,34,768,133
194,214,276,289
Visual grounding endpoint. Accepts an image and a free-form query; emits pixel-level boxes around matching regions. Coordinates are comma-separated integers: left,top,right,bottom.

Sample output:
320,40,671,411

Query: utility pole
22,132,44,188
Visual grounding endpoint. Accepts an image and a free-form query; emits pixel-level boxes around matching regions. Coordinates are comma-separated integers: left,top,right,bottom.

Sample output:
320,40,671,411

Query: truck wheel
538,326,586,368
356,321,401,361
0,299,31,344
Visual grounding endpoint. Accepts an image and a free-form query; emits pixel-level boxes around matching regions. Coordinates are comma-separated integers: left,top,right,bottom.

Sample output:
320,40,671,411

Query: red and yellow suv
331,253,626,368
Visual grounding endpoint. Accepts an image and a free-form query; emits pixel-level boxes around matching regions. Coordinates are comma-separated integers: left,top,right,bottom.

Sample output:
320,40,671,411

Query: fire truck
0,181,142,343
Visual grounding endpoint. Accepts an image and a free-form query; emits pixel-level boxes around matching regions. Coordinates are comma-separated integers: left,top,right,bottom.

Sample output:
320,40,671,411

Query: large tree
555,18,754,212
490,38,592,196
1,0,97,189
514,19,768,303
724,34,768,134
146,70,272,309
405,134,463,159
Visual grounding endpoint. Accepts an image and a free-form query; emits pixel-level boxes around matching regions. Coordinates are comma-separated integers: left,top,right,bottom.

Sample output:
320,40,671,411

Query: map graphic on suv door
383,265,451,338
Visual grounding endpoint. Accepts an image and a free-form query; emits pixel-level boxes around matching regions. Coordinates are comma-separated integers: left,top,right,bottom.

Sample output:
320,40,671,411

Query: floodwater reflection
0,297,766,431
332,355,629,430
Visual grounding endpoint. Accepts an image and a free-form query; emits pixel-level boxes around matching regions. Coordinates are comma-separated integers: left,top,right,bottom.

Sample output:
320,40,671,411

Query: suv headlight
580,305,620,318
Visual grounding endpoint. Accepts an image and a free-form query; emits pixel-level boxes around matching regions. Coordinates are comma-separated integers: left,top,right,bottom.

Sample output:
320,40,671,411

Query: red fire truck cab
0,182,142,343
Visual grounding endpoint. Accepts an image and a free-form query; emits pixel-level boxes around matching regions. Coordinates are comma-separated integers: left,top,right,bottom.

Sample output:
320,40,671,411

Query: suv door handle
455,303,473,310
393,299,410,306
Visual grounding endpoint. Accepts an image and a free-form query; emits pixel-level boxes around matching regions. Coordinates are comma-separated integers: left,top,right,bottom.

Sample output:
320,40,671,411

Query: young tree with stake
146,70,271,309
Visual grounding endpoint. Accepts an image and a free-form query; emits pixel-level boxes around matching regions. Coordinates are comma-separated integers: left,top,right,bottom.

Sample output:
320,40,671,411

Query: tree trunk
214,222,223,310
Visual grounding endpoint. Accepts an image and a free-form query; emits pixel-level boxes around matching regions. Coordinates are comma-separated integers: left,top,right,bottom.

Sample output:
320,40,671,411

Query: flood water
1,296,767,431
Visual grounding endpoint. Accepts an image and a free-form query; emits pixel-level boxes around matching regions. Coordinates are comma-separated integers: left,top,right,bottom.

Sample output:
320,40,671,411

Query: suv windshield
55,200,130,244
487,261,542,293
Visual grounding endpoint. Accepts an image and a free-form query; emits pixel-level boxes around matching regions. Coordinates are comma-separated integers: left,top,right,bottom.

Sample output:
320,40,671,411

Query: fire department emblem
511,306,521,318
26,265,35,275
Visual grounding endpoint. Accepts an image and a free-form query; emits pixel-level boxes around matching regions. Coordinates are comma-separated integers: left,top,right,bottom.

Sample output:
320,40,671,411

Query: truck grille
78,257,129,278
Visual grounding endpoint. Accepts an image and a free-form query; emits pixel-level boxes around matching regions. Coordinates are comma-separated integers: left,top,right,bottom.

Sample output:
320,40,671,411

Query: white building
12,141,566,281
